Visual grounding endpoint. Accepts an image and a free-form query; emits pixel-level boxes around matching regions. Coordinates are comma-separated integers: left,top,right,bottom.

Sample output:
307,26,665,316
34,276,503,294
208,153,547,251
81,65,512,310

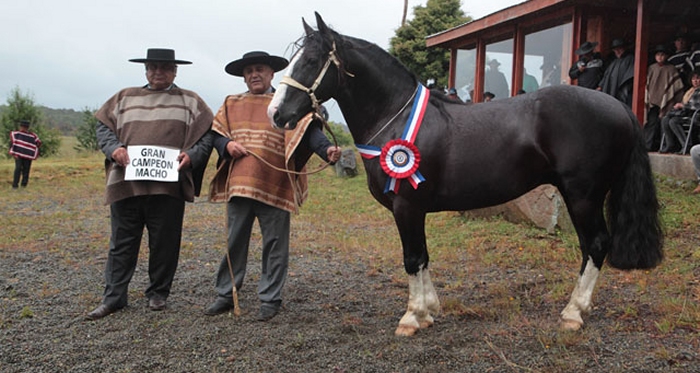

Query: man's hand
327,146,341,163
226,141,248,159
177,152,191,171
111,147,129,167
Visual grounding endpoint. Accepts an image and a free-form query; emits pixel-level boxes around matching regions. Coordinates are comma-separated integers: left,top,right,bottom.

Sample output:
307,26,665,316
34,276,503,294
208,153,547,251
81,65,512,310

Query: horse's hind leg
560,199,610,330
391,202,440,337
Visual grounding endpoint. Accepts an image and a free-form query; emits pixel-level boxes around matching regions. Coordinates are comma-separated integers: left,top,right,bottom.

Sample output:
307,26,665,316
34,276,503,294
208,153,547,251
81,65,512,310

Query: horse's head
268,12,346,129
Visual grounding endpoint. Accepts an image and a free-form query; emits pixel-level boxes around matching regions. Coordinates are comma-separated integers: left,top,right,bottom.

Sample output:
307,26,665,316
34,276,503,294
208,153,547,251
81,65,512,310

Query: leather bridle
279,42,353,116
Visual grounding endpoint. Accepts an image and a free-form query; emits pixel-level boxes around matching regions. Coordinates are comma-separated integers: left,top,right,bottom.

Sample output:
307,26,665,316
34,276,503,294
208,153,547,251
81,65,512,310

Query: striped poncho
208,93,314,213
95,85,213,205
9,130,41,160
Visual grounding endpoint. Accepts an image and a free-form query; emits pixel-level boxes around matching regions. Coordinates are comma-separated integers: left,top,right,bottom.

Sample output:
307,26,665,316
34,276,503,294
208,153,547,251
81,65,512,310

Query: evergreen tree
1,87,61,157
75,107,99,152
389,0,470,89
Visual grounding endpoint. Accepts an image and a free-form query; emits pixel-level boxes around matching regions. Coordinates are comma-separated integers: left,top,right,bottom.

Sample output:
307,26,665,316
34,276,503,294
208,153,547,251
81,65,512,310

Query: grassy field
1,137,699,371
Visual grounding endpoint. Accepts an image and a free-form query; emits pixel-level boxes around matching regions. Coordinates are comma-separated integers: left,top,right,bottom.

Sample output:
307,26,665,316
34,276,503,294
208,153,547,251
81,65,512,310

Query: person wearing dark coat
569,41,604,89
598,39,635,108
86,48,214,320
484,59,509,100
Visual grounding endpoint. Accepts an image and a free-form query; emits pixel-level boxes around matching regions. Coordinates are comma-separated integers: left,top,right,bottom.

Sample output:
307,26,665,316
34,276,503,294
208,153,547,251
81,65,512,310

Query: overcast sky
1,0,521,122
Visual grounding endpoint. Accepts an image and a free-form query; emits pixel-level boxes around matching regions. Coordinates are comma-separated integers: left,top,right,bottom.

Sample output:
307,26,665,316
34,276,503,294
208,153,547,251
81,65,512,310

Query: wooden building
426,0,700,123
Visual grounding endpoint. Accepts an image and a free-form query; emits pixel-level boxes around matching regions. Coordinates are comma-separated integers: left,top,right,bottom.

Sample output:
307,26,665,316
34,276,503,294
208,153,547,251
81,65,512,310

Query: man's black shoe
257,302,281,321
204,299,234,316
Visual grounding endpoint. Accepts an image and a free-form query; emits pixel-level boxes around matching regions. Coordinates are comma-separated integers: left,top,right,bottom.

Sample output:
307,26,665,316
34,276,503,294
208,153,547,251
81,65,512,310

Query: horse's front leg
391,203,440,336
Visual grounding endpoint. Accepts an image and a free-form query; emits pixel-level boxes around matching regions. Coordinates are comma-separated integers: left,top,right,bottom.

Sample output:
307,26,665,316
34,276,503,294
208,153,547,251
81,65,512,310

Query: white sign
125,145,180,182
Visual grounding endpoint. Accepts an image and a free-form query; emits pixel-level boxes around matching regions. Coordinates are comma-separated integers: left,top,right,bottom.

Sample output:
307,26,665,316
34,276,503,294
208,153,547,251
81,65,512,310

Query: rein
364,85,418,145
248,111,340,176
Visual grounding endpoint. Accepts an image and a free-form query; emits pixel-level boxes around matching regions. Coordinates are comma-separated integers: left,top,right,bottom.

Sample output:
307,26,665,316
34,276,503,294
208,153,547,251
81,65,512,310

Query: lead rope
246,110,339,176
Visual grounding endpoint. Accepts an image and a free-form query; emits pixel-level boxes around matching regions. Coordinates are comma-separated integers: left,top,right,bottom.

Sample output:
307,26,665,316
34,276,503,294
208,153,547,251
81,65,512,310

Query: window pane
485,39,514,100
455,48,476,102
524,23,573,90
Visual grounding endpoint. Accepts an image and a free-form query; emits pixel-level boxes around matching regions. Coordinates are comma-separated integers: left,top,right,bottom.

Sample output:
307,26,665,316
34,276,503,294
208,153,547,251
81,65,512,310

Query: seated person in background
692,144,700,194
660,68,700,153
483,91,495,102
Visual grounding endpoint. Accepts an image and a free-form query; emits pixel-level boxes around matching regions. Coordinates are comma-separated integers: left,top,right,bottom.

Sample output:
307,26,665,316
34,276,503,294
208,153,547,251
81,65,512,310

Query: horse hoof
395,324,419,337
418,320,434,329
561,319,583,331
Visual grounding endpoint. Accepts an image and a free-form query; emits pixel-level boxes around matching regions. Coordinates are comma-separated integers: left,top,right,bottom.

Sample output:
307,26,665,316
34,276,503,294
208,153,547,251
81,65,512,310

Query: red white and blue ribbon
356,84,429,194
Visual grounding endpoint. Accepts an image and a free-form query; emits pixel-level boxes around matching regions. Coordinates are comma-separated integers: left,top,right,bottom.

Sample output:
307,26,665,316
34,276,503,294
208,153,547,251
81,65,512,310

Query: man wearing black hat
204,51,340,321
9,120,41,188
597,38,635,108
86,48,214,320
484,59,509,100
568,41,604,89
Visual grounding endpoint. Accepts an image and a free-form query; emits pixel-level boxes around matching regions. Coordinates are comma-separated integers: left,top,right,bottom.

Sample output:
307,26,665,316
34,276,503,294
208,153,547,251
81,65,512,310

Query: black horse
268,13,663,336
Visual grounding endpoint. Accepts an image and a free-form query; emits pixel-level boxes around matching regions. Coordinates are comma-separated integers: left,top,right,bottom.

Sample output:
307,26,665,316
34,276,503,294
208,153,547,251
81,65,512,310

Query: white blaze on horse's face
268,47,304,129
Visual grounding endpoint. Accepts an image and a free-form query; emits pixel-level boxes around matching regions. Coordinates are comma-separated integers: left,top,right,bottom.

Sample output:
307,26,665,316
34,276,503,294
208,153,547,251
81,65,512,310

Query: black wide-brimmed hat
611,39,628,49
129,48,192,65
225,51,289,76
19,120,30,127
575,41,598,55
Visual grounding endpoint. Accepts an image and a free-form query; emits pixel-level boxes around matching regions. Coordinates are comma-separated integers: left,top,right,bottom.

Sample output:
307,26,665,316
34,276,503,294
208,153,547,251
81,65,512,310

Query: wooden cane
222,159,241,317
225,251,241,316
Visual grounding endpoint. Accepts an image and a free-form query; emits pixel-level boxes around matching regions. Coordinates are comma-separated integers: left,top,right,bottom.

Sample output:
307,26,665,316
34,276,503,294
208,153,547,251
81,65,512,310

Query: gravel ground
1,188,698,373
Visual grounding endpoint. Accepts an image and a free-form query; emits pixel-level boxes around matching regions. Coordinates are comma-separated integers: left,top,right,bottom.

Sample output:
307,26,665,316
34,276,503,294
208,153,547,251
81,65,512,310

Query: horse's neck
336,40,417,144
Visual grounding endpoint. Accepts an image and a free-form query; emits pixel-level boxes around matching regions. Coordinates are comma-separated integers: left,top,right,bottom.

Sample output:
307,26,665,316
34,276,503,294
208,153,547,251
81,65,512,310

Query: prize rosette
380,139,421,179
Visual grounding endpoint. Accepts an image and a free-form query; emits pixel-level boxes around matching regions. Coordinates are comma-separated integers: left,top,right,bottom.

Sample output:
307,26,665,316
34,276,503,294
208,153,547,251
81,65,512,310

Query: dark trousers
102,195,185,309
644,106,661,151
12,158,33,188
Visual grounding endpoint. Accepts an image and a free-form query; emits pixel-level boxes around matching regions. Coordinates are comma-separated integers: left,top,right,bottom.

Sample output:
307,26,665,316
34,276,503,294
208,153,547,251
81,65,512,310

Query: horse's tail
606,111,664,270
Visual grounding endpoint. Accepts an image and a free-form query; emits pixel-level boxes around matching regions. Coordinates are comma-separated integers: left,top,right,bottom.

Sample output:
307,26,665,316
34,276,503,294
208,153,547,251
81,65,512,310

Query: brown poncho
208,93,313,213
95,86,213,205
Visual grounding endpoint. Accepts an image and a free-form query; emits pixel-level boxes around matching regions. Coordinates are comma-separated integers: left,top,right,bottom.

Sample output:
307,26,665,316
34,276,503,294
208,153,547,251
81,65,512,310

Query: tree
389,0,470,89
75,107,99,152
324,121,354,147
1,87,61,158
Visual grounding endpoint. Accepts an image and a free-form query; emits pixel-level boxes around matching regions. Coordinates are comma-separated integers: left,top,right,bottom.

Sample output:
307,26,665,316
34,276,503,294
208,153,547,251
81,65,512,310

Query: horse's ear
302,17,314,36
315,12,329,34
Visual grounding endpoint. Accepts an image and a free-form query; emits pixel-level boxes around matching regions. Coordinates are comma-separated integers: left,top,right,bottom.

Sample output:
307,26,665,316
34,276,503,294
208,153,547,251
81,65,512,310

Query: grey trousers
103,195,185,309
214,197,290,305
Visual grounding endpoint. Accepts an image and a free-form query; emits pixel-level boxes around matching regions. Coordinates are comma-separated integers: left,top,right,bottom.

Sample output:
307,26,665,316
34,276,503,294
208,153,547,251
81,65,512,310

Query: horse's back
420,85,638,211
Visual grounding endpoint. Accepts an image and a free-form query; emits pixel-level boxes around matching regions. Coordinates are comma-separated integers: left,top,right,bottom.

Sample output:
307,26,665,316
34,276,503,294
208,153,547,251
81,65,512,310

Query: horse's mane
301,24,419,87
298,20,457,123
